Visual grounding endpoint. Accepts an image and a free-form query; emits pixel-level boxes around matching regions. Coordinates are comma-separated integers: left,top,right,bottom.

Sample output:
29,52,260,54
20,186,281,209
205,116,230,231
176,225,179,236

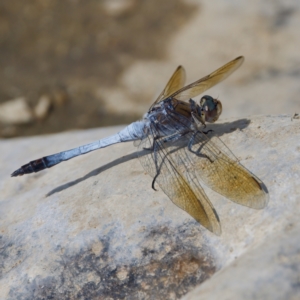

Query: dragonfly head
200,95,222,123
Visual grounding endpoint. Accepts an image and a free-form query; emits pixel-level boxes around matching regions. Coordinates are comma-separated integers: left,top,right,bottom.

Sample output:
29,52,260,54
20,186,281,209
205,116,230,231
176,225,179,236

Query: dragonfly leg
151,138,163,191
143,135,161,151
202,129,214,135
151,131,189,190
151,173,159,191
187,131,214,163
189,99,206,128
190,111,215,135
189,98,197,112
191,111,206,131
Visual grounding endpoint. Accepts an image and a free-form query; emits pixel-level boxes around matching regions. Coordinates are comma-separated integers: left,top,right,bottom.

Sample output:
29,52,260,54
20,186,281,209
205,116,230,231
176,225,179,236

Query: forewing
187,131,269,209
136,131,221,235
150,65,186,109
170,56,244,101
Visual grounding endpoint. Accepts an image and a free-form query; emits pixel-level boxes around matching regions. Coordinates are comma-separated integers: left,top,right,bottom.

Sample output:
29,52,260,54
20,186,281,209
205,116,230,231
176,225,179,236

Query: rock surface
183,222,300,300
0,114,299,299
34,95,52,121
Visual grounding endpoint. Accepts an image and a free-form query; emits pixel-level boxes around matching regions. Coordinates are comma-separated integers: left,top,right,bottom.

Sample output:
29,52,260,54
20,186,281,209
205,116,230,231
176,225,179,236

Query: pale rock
0,97,33,125
34,95,52,120
0,115,299,299
183,222,300,300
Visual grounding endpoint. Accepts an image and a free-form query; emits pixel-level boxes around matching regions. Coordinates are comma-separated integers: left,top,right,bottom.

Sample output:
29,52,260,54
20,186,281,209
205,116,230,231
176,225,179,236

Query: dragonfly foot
143,147,153,151
202,129,214,135
151,175,159,191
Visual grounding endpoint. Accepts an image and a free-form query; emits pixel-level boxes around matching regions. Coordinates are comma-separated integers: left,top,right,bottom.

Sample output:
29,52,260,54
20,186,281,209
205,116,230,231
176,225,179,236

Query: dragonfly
11,56,269,235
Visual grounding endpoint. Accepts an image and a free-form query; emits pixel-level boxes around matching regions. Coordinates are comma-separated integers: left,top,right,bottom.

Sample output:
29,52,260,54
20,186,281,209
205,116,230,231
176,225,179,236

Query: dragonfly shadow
46,151,140,197
206,118,251,135
45,118,250,197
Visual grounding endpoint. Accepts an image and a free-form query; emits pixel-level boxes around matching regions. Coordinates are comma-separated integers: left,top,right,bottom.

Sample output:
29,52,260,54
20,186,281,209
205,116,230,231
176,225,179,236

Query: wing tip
212,208,222,235
212,226,222,236
236,55,245,61
251,176,270,209
253,193,270,209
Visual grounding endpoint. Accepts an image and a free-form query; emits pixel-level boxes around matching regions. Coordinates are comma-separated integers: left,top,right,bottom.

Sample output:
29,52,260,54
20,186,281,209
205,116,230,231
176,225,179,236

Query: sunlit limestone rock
0,115,299,299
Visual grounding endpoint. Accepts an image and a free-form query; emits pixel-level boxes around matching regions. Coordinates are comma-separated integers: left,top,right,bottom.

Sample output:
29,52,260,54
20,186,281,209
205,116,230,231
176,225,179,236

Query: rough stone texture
0,114,299,299
183,222,300,300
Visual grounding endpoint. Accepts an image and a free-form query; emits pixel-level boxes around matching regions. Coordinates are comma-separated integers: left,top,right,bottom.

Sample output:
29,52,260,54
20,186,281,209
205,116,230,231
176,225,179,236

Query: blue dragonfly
12,56,269,235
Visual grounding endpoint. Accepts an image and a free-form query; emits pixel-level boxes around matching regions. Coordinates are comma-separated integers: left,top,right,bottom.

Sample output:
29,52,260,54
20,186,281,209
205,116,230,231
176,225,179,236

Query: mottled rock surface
183,222,300,300
0,115,299,299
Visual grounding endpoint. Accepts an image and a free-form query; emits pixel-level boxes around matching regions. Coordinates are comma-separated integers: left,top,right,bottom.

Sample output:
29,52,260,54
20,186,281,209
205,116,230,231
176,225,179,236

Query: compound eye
200,95,222,123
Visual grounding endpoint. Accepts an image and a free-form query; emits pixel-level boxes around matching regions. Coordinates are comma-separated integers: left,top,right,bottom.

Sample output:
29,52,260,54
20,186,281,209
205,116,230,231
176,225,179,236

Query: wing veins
138,123,221,234
186,131,269,209
150,65,186,109
169,56,244,101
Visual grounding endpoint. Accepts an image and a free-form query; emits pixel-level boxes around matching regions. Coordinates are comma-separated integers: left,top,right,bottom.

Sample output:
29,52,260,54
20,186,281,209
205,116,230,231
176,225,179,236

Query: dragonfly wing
137,129,221,235
170,56,244,101
150,65,186,109
186,131,269,209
